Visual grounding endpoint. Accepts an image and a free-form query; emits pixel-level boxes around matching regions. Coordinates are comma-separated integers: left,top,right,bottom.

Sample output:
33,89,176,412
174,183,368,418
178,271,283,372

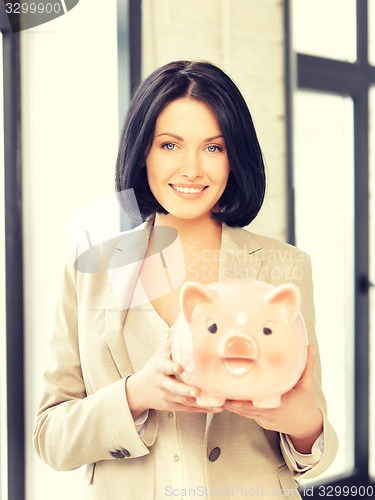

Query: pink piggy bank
171,281,308,408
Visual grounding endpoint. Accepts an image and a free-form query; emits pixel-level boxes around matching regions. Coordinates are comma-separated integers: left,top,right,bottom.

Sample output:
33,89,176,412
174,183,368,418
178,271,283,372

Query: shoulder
223,224,310,261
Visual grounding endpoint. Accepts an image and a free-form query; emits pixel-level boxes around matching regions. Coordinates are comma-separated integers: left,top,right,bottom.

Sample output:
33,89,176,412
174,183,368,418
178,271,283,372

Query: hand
223,345,323,454
126,339,222,419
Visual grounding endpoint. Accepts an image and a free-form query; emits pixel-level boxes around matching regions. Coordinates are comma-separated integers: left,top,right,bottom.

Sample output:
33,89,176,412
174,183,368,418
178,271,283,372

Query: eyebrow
154,132,224,142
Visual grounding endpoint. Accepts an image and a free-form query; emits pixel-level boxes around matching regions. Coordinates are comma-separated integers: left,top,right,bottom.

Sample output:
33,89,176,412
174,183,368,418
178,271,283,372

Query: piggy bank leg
196,393,225,407
252,396,281,409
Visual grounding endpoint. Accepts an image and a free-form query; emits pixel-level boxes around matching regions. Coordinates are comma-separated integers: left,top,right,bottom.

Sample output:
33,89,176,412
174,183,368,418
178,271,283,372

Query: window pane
369,86,375,480
294,91,355,481
370,0,375,65
292,0,357,62
0,32,8,500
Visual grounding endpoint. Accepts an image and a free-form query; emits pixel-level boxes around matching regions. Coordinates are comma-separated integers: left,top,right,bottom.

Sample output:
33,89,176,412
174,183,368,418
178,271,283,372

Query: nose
221,335,257,359
179,151,203,179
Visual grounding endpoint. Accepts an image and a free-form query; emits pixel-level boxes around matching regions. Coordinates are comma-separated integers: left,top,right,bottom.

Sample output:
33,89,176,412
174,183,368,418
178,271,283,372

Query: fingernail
189,390,197,397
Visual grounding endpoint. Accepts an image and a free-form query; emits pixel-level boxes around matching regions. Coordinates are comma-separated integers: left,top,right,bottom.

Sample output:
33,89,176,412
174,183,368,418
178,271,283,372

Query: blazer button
208,447,221,462
110,448,130,459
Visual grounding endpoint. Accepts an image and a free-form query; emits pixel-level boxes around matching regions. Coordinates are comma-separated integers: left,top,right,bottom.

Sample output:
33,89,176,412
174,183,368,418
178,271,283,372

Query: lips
170,184,207,194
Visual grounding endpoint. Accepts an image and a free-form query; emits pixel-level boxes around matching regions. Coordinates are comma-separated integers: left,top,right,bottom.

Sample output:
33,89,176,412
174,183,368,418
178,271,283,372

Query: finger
157,356,183,376
224,400,255,410
223,400,260,416
162,375,200,399
180,397,223,412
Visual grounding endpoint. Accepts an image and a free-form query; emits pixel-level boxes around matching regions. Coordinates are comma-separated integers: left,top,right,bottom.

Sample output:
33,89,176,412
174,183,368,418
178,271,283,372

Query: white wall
142,0,287,241
21,2,119,498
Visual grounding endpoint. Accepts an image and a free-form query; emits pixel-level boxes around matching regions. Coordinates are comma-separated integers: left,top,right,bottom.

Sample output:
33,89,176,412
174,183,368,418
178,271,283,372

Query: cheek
145,153,157,179
214,163,230,183
260,337,288,367
264,350,287,367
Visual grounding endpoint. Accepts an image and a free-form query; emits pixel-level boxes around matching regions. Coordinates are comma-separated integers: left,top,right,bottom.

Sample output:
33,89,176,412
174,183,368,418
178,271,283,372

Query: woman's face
146,97,230,221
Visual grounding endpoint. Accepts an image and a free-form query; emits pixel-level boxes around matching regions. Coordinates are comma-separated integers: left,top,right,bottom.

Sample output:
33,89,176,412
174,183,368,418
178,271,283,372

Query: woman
34,61,338,499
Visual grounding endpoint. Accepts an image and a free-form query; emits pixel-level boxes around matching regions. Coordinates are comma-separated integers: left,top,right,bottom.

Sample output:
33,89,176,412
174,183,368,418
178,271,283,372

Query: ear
264,284,301,323
180,282,217,323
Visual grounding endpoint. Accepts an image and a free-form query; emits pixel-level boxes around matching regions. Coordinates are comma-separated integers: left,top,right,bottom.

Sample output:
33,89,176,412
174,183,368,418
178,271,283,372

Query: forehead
155,97,222,136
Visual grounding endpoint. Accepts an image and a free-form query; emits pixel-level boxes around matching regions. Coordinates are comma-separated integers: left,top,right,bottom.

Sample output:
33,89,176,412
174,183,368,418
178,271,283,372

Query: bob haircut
115,60,266,228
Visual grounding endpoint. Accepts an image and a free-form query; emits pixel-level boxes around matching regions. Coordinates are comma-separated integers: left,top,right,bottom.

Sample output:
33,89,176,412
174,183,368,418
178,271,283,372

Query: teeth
172,185,204,194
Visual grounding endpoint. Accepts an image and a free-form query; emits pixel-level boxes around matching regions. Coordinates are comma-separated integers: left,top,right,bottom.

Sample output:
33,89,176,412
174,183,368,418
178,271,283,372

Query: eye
263,321,274,335
206,145,222,153
206,318,217,334
162,142,176,151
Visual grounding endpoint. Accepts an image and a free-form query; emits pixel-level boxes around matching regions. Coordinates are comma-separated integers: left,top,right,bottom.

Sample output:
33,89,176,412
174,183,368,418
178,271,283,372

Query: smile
170,184,207,194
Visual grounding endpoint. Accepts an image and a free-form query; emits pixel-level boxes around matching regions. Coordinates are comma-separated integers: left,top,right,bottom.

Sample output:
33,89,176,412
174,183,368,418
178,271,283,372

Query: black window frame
285,0,375,497
117,0,142,231
0,6,25,500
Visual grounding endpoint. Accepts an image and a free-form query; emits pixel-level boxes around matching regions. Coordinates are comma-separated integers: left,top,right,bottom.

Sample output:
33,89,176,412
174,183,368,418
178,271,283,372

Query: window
286,0,375,494
294,91,355,481
293,0,356,62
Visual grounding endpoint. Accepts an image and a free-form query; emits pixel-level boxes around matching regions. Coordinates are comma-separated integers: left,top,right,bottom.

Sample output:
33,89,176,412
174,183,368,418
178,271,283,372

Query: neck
154,212,222,245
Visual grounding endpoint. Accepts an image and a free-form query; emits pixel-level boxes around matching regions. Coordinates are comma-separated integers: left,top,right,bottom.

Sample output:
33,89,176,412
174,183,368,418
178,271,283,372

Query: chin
161,201,220,220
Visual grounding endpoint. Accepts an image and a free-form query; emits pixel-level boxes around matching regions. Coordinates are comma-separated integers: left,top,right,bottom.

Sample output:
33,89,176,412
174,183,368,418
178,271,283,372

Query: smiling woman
34,60,338,500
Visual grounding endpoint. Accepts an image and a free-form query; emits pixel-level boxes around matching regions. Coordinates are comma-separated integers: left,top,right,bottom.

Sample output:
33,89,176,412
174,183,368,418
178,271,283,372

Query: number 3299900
5,3,62,14
318,485,374,497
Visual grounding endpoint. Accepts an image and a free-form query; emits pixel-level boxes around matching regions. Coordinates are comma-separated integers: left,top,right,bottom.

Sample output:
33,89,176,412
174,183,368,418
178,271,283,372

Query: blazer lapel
105,219,153,377
219,224,263,282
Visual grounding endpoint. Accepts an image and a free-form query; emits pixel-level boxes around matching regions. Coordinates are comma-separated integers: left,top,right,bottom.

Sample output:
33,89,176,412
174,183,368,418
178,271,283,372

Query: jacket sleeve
33,263,157,471
280,249,338,479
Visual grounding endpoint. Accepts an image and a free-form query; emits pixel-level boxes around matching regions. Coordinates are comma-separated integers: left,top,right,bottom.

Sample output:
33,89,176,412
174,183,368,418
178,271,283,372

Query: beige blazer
34,221,338,499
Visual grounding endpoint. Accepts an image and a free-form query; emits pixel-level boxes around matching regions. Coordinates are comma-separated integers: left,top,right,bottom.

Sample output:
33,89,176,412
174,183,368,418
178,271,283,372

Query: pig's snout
219,335,257,376
222,336,257,358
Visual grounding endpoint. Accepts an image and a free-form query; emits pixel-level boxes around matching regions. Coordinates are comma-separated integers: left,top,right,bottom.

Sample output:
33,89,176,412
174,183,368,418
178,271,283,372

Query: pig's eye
263,321,274,335
206,318,217,334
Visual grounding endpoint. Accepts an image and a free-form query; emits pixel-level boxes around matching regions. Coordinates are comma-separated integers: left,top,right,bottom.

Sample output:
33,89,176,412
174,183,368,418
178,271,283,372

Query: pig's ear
180,282,217,323
264,284,301,323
